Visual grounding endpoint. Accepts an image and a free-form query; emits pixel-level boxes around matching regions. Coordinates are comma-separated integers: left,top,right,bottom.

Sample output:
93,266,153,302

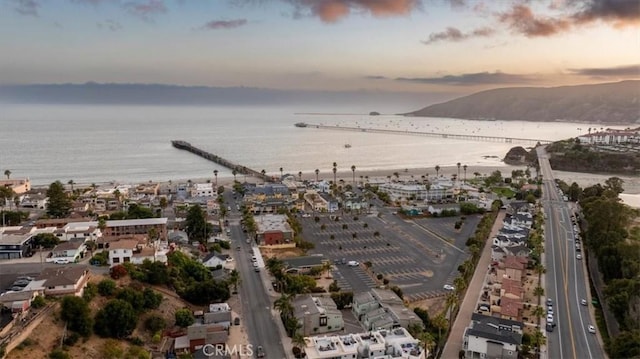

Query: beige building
0,178,31,195
293,294,344,336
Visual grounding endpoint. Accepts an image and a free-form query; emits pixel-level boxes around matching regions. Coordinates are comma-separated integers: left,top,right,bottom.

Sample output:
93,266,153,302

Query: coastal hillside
406,81,640,125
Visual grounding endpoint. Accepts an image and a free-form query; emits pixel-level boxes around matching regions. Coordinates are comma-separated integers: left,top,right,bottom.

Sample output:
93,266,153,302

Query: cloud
422,26,495,44
10,0,41,16
567,64,640,78
364,75,387,80
283,0,420,23
123,0,167,21
97,19,123,31
396,71,533,85
202,19,248,30
570,0,640,27
499,1,639,38
498,4,571,37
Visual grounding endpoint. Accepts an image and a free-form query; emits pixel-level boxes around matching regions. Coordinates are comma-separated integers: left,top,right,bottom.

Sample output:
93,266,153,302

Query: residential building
0,290,40,313
131,246,168,265
577,128,640,145
254,214,294,245
18,193,47,209
303,327,425,359
293,294,344,336
242,183,296,214
33,265,90,297
47,239,86,263
502,256,527,281
352,289,422,331
107,239,139,266
201,252,230,269
191,183,217,198
185,323,228,354
463,313,523,359
54,224,101,242
101,218,168,240
304,190,338,213
0,233,34,259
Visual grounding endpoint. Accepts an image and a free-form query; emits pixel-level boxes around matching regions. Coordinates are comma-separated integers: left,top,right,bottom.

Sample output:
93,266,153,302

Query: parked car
443,284,455,291
10,286,24,292
13,280,30,287
347,261,359,267
576,254,582,260
581,299,588,306
16,276,34,281
546,298,553,306
546,314,554,323
547,307,554,316
588,325,596,334
53,258,70,264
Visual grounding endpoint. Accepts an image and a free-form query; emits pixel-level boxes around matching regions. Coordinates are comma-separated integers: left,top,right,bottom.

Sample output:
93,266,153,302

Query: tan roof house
35,265,90,297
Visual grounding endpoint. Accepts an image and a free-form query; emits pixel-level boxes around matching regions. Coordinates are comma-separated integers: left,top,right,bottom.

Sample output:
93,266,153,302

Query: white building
577,128,639,145
304,327,425,359
191,183,217,198
107,239,139,266
463,313,523,359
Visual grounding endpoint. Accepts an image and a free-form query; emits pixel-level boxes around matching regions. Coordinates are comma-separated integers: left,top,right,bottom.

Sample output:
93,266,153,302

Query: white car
547,307,554,316
588,325,596,334
347,261,359,267
53,258,70,264
576,254,582,260
443,284,455,291
581,299,587,306
547,314,554,323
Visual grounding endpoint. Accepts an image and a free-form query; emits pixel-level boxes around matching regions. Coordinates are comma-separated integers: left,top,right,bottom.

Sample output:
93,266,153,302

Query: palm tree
315,169,319,182
298,171,303,181
213,169,218,187
456,162,461,182
351,165,356,186
279,167,283,178
261,169,266,178
445,292,458,322
463,164,468,184
228,269,241,292
473,171,481,178
159,197,168,217
274,294,294,320
435,165,440,178
417,331,435,357
232,169,237,182
67,179,75,193
532,305,544,320
3,170,10,179
332,167,337,185
291,333,306,357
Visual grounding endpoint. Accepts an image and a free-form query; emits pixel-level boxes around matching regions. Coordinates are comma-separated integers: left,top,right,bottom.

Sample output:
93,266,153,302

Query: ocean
1,104,637,197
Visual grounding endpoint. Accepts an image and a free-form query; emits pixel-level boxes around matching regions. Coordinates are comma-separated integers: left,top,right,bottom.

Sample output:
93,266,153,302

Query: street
223,190,288,359
538,147,606,359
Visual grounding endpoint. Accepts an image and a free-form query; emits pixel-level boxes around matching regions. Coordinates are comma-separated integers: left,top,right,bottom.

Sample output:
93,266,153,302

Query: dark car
256,345,265,358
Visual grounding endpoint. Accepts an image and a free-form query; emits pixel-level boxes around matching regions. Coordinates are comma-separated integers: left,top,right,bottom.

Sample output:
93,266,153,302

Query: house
352,288,422,331
131,246,168,265
201,252,229,269
254,214,294,245
102,218,168,240
463,313,523,359
498,296,523,321
0,232,34,259
54,224,101,242
281,255,327,275
185,323,228,353
47,239,86,263
502,256,527,281
34,265,90,297
18,193,47,209
303,327,425,359
0,290,40,313
304,190,338,213
203,311,232,330
293,294,344,336
191,183,217,198
107,239,139,267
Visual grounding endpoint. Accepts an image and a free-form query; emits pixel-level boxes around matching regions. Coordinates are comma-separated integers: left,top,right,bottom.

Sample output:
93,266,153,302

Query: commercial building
293,294,344,336
254,214,294,245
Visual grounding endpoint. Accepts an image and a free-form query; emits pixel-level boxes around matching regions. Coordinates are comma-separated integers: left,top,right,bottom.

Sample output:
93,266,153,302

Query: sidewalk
441,210,505,359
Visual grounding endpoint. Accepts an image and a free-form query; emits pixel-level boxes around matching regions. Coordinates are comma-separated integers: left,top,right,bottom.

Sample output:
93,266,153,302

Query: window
113,257,120,263
319,316,327,326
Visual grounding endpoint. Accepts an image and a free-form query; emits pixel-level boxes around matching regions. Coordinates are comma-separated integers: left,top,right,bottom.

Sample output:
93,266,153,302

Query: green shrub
98,279,117,296
49,348,71,359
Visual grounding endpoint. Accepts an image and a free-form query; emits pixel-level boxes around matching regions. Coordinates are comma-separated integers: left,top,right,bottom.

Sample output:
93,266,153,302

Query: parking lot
302,211,481,301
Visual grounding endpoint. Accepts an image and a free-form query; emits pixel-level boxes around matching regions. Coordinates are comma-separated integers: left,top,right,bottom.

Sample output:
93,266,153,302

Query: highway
223,190,288,359
537,147,606,359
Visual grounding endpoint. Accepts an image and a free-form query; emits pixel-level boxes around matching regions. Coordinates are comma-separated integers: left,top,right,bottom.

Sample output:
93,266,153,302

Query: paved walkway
441,210,505,359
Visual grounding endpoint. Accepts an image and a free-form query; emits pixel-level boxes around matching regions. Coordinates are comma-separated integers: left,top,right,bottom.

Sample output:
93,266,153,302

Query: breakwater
295,123,552,145
171,141,271,182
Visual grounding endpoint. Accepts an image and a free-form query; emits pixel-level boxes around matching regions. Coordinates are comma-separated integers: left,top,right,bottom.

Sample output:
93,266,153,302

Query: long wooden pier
295,123,552,145
171,141,271,182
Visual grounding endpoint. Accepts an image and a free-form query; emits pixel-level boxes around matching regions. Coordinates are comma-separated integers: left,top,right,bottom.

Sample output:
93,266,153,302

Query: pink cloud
203,19,248,30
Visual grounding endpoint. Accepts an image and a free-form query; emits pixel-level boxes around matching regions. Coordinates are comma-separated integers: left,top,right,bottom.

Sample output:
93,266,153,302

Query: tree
315,169,319,182
32,295,46,308
61,295,93,337
98,279,117,296
49,349,71,359
291,333,306,358
213,169,218,187
159,197,168,217
46,181,71,218
228,269,241,292
94,299,138,338
185,205,213,243
110,264,128,279
279,167,284,178
463,164,468,183
435,165,440,177
175,308,195,327
67,179,75,193
332,167,337,184
32,233,60,249
4,169,10,179
144,314,166,333
232,168,237,181
298,171,303,181
456,162,461,182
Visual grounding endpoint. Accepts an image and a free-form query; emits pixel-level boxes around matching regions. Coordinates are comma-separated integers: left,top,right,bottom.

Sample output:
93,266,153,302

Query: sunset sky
1,0,638,94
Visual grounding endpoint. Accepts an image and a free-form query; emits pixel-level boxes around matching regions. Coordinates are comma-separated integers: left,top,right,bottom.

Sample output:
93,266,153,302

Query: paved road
538,147,606,359
223,191,287,359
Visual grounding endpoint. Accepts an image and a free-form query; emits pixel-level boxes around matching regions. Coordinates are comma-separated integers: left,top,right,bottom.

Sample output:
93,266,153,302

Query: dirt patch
7,274,195,359
259,247,305,260
410,296,448,318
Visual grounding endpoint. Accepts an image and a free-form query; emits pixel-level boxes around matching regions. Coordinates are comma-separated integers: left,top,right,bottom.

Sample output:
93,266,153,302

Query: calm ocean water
1,104,637,197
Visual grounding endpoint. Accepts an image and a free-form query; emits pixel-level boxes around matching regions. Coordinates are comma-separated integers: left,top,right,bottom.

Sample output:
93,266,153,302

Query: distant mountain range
0,82,455,110
405,81,640,125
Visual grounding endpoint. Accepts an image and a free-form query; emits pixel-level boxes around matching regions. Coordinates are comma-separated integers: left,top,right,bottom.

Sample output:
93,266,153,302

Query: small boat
294,122,307,128
344,144,351,148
